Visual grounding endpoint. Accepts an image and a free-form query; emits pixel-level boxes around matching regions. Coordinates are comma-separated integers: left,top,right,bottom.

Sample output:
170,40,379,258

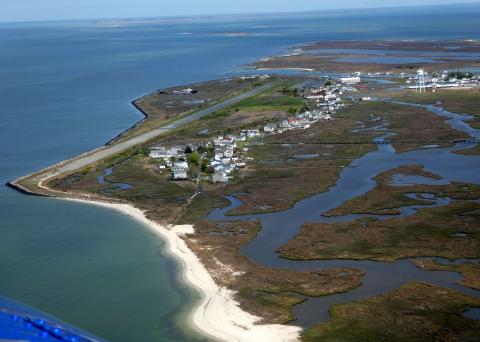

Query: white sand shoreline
62,197,302,342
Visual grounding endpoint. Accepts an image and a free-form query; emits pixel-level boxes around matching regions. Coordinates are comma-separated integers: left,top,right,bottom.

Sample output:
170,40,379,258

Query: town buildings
149,78,346,184
406,69,480,91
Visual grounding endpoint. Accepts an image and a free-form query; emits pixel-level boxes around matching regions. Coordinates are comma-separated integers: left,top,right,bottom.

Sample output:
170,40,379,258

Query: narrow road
57,82,275,174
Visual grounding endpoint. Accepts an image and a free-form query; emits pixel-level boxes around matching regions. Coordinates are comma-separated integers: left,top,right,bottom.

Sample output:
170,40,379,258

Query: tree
287,107,297,115
448,71,473,80
201,158,211,173
185,145,193,154
206,145,215,159
187,151,200,167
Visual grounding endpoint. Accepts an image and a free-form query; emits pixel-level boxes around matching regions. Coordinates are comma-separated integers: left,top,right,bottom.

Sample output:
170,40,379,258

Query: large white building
149,146,184,159
340,76,361,84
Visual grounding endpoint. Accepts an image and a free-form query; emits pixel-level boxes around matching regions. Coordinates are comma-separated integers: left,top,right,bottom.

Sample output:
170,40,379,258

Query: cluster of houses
305,82,345,113
406,69,480,90
148,130,257,183
249,82,345,135
239,74,271,80
262,111,325,135
335,69,480,92
209,131,255,182
148,146,191,180
148,80,346,184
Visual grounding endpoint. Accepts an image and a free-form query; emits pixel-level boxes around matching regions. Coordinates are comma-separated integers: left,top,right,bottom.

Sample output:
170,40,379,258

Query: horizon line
1,1,479,25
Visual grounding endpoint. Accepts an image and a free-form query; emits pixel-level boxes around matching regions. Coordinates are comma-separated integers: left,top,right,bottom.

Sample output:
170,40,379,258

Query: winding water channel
97,168,133,192
207,100,480,327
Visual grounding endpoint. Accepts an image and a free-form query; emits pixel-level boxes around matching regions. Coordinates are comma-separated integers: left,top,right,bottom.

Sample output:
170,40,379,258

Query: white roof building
171,166,188,180
149,146,184,159
340,76,361,84
263,123,277,133
212,172,229,183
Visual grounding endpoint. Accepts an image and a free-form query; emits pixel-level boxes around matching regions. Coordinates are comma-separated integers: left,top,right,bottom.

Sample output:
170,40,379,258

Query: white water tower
416,69,426,93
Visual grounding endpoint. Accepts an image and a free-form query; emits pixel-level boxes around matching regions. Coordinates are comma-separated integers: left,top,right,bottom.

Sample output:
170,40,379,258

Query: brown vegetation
254,40,480,75
280,200,480,262
301,40,480,53
302,282,480,342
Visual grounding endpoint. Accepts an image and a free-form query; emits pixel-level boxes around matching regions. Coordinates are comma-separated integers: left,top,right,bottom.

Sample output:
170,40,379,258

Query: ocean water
1,4,480,341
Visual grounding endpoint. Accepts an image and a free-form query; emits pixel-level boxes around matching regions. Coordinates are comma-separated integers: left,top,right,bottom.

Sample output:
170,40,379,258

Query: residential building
171,166,188,180
149,146,184,159
212,172,229,183
263,123,277,133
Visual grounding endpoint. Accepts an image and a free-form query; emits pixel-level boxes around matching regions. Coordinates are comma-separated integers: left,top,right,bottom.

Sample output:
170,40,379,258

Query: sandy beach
63,197,302,342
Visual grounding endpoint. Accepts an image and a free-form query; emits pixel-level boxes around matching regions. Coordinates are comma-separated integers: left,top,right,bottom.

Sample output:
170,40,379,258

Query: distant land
2,2,480,25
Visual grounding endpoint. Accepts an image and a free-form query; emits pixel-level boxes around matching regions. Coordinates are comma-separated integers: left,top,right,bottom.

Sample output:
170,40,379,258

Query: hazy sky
2,0,480,22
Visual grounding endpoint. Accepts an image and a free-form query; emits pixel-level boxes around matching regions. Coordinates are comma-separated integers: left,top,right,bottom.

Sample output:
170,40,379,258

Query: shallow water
463,308,480,320
292,153,320,159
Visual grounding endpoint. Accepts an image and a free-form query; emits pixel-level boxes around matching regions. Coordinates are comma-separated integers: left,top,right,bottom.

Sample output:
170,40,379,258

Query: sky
1,0,480,22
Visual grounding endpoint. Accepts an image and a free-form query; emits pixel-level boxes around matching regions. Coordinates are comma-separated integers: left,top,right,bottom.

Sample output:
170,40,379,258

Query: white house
223,147,234,158
242,129,261,138
212,172,229,183
149,146,184,159
171,166,188,180
263,123,277,133
174,160,188,169
305,94,324,100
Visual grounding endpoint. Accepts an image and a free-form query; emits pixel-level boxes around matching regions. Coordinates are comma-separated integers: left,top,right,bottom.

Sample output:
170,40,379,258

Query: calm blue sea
1,4,480,341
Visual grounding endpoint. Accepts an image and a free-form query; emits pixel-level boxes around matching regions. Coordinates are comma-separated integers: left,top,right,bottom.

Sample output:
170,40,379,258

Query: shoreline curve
62,197,302,342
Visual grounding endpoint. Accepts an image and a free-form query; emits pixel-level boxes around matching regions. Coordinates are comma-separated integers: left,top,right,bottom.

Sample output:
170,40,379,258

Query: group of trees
287,104,309,115
185,144,213,175
187,151,200,166
280,86,299,97
447,71,473,80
